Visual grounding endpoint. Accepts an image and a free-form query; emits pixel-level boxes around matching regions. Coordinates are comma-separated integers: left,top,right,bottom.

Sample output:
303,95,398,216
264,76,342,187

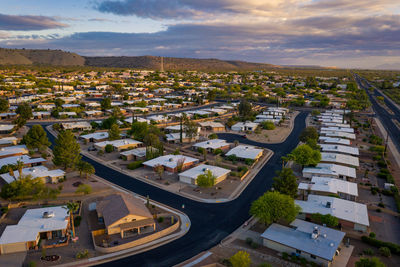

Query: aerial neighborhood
0,67,399,267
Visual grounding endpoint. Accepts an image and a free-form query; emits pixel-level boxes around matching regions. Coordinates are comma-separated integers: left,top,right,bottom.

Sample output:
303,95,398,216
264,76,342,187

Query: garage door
1,242,26,254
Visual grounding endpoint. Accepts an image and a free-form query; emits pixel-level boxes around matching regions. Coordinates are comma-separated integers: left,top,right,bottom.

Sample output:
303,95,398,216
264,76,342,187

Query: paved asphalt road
354,75,400,152
44,112,307,267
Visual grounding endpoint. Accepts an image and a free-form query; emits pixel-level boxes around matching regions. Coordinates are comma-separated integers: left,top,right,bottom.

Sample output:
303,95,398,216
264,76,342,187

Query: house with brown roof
96,194,155,238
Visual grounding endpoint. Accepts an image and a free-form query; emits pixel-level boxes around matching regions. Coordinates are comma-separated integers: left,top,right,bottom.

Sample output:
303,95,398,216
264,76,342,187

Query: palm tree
15,160,24,179
63,202,79,238
76,161,95,179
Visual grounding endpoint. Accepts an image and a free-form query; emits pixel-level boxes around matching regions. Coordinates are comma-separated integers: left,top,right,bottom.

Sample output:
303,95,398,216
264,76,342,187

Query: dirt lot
245,111,298,143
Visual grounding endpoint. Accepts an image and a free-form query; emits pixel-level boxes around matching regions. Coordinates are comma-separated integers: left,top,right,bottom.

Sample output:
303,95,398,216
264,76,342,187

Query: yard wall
91,218,180,253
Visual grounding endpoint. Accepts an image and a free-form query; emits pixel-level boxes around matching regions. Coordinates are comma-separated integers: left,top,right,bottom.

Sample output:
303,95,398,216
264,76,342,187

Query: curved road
45,111,308,267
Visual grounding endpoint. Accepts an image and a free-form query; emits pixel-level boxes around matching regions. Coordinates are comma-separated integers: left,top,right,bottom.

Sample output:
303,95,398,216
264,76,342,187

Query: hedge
127,161,143,170
361,236,400,254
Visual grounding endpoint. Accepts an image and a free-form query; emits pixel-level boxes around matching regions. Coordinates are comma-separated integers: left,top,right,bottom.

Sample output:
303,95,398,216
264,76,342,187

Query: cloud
0,13,68,31
2,14,399,68
88,18,115,22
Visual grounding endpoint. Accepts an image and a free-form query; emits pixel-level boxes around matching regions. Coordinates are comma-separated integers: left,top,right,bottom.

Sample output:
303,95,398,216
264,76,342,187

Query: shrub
105,144,114,153
261,121,275,130
127,161,143,170
213,148,223,155
363,248,374,255
361,236,400,254
28,261,36,267
0,206,9,214
378,202,385,208
208,133,218,139
251,242,259,249
245,237,253,245
370,145,385,153
245,158,254,166
373,155,382,161
158,216,164,223
377,160,387,168
379,246,391,257
282,252,289,260
311,213,339,227
76,249,90,259
75,184,92,195
369,232,376,238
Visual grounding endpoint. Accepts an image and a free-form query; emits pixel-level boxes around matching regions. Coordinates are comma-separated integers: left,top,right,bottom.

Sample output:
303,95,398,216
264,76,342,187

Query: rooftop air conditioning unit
43,211,55,218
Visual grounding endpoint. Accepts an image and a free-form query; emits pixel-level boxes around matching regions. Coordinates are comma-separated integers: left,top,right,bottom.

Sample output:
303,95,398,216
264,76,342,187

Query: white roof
179,164,230,179
0,155,46,168
0,124,14,131
320,131,356,140
231,121,259,129
296,195,369,226
0,145,28,157
193,139,230,150
321,127,354,133
298,177,358,197
0,166,65,184
0,137,18,145
303,163,356,179
320,144,359,156
226,145,263,160
0,206,69,244
80,132,109,141
321,122,351,128
143,154,199,169
261,219,345,261
198,121,225,128
321,153,359,167
95,138,142,148
319,136,351,145
120,147,157,157
61,121,91,129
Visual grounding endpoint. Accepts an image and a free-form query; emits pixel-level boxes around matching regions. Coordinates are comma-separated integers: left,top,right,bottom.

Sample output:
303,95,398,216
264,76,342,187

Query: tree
76,161,95,179
129,121,149,141
13,116,26,129
53,130,81,169
22,125,50,151
108,123,120,140
184,118,198,143
229,251,251,267
16,103,33,120
238,99,252,120
100,97,111,110
154,164,164,179
196,170,216,187
261,121,275,130
287,144,321,168
0,98,9,112
299,127,318,143
63,202,79,237
250,191,300,225
54,98,65,108
15,160,24,178
272,168,298,198
355,257,385,267
0,176,60,200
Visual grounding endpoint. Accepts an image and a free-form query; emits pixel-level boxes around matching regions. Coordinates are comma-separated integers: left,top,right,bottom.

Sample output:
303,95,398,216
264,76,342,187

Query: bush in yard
213,148,223,155
227,154,238,162
158,217,164,223
245,158,254,166
127,161,143,170
379,246,391,257
361,235,400,254
245,237,253,245
310,213,339,227
229,251,251,267
75,184,92,195
208,133,218,139
105,144,114,153
355,257,385,267
369,232,376,238
363,248,374,255
196,170,216,187
261,121,275,130
76,249,90,259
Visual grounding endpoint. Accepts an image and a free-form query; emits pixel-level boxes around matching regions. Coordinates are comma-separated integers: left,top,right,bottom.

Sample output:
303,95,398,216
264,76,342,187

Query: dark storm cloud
0,13,69,31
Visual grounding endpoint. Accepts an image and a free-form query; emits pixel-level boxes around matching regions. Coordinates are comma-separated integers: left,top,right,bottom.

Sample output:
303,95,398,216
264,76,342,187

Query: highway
354,74,400,151
44,112,307,267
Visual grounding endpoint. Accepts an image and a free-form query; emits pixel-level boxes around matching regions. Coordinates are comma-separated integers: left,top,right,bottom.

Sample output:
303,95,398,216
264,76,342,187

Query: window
311,255,316,259
296,249,302,254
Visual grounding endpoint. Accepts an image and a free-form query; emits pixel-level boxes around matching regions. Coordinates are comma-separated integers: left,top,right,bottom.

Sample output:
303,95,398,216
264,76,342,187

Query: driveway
0,251,26,267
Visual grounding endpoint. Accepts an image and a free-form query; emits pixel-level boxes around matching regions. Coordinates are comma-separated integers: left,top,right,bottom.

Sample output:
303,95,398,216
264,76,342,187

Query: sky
0,0,400,69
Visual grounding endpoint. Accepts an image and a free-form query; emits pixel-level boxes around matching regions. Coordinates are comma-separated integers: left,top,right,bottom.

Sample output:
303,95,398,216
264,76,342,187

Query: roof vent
43,211,55,218
169,158,174,162
311,227,319,239
326,201,331,208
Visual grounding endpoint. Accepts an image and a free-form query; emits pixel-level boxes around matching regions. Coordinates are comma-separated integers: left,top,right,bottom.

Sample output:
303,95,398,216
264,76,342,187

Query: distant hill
0,47,279,71
84,55,280,71
0,48,85,66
